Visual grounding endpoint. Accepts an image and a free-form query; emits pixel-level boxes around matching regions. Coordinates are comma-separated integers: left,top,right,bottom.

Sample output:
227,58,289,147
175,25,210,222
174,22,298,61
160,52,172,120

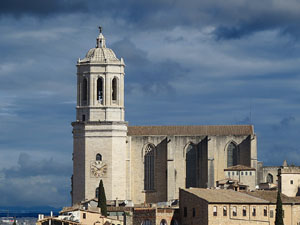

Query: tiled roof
182,188,268,204
128,125,254,136
245,191,300,204
225,165,256,171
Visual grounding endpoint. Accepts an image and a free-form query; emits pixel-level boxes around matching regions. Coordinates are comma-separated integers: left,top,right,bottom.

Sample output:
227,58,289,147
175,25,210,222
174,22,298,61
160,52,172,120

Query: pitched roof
182,188,268,204
245,191,300,204
128,125,254,136
225,165,256,171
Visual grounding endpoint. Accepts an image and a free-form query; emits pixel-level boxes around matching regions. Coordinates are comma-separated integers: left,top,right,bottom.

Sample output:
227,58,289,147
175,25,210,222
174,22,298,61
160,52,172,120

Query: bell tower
72,27,128,205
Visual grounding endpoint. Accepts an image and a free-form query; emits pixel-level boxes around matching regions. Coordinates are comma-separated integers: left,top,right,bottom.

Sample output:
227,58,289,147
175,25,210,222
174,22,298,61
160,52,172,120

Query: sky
1,0,300,208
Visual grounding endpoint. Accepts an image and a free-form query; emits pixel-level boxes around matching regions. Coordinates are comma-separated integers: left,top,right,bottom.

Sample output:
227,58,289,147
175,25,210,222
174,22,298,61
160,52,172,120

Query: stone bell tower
72,27,127,205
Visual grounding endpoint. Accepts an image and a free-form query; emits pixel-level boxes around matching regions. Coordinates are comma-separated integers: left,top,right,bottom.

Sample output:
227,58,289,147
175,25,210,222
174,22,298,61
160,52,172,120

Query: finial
99,26,102,34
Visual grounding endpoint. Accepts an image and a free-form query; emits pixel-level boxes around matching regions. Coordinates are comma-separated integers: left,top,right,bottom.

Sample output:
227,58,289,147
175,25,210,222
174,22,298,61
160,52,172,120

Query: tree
97,179,107,217
275,190,284,225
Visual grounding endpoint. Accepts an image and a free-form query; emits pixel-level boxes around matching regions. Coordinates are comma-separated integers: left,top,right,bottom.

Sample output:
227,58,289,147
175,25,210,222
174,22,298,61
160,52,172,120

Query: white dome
80,28,120,63
82,47,119,63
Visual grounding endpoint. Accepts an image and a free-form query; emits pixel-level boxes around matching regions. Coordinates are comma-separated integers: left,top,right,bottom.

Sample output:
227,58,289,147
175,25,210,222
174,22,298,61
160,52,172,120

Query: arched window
82,78,88,103
267,173,273,183
112,77,117,101
95,187,99,198
96,154,102,161
142,220,152,225
160,219,167,225
144,144,155,190
170,219,178,225
97,78,103,103
227,142,238,167
186,144,197,188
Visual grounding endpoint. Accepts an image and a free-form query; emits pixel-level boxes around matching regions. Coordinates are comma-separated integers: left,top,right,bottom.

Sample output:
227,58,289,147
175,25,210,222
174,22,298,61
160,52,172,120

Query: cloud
0,153,71,207
1,153,71,178
272,116,296,130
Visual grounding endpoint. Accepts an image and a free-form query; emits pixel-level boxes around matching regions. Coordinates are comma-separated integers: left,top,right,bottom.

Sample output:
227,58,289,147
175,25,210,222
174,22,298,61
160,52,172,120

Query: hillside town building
71,28,258,206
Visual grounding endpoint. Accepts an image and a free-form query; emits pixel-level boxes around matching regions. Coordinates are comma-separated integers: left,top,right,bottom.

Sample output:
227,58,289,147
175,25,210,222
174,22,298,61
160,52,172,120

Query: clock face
90,161,107,178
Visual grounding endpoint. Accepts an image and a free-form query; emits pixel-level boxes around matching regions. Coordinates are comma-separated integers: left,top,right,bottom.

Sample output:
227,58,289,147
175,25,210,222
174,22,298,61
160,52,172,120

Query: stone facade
279,165,300,197
179,188,300,225
71,29,258,205
224,165,256,190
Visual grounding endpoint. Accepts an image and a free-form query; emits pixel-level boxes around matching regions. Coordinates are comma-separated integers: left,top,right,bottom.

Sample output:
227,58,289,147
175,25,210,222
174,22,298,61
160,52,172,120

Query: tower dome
80,27,120,63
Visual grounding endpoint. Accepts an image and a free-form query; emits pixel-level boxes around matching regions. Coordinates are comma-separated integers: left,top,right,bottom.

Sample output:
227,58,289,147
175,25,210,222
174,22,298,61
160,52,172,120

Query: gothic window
267,173,273,183
97,78,104,103
186,144,197,188
142,220,152,225
171,219,178,225
144,144,155,190
82,78,88,103
160,219,167,225
112,77,117,101
96,154,102,161
227,142,238,167
95,187,99,198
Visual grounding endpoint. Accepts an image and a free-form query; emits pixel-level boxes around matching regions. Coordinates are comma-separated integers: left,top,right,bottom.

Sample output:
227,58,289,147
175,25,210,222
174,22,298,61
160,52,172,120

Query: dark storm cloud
112,38,187,95
0,0,86,17
1,153,71,178
3,0,300,39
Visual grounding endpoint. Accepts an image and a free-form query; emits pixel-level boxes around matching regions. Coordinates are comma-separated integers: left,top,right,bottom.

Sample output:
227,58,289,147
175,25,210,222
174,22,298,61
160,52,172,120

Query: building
36,206,123,225
257,160,300,197
224,165,256,190
179,188,300,225
71,28,258,205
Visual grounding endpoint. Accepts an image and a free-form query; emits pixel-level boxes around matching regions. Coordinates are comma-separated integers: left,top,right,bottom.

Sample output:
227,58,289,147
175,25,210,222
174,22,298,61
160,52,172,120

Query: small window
95,187,99,198
243,206,247,216
192,208,195,217
250,172,252,176
228,172,230,176
233,206,237,216
270,210,274,218
291,180,294,184
83,213,86,219
245,172,248,175
82,114,85,121
223,206,227,216
241,172,244,175
283,210,285,218
184,207,187,217
96,153,102,161
213,206,217,216
252,207,256,216
264,207,267,216
232,172,234,175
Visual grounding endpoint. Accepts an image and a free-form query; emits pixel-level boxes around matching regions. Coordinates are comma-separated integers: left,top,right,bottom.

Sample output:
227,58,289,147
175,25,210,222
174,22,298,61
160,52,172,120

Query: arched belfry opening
267,173,273,183
97,78,103,104
186,143,197,188
82,78,88,105
227,142,238,167
112,77,118,102
144,144,155,191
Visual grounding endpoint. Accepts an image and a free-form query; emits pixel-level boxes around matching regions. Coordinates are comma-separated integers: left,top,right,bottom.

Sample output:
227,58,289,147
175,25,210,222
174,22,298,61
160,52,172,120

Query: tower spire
96,26,106,48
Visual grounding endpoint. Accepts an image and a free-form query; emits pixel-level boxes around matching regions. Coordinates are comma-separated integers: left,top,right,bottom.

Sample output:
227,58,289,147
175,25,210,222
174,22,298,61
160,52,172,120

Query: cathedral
71,28,258,205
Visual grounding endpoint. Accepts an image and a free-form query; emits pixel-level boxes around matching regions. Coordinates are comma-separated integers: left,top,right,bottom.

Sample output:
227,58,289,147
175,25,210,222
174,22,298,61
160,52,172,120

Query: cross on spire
99,26,102,34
